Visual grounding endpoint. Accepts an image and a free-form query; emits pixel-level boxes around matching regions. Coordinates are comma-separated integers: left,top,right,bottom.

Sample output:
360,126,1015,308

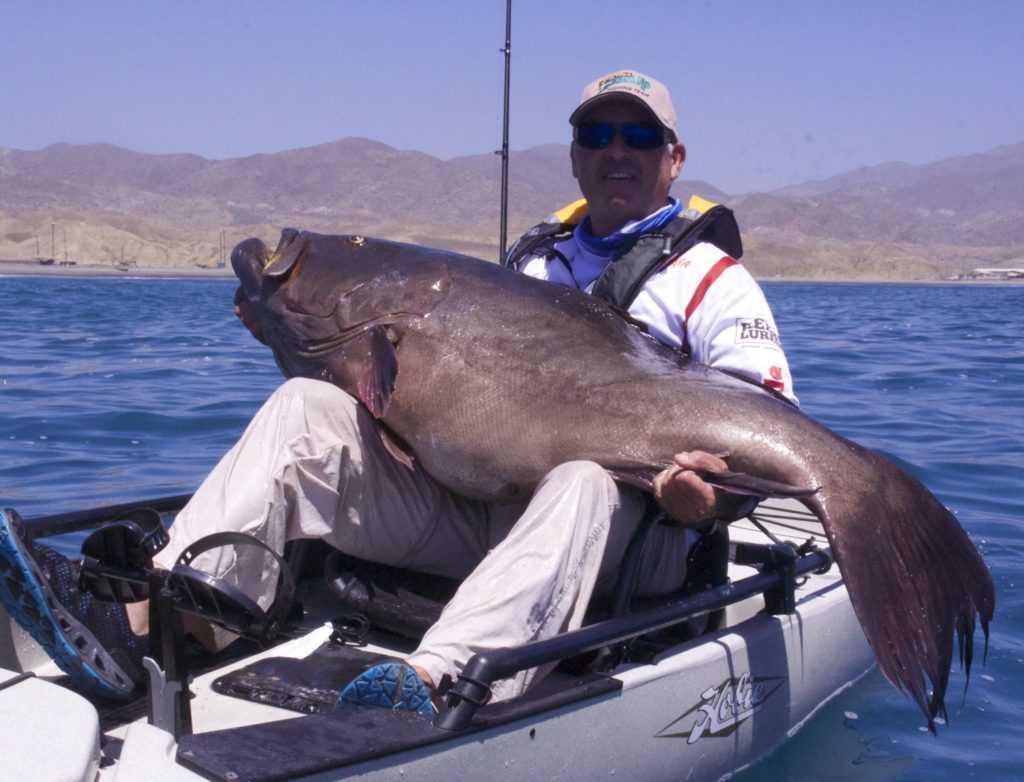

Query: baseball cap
569,70,679,142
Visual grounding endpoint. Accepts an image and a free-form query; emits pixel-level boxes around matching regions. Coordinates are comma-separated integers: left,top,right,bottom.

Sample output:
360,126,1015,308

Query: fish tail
805,449,994,732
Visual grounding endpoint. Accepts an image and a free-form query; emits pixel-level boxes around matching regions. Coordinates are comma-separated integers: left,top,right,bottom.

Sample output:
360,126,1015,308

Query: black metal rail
435,543,833,731
23,493,192,540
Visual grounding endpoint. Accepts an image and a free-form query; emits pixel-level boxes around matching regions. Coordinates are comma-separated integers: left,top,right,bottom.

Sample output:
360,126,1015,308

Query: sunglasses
573,122,669,150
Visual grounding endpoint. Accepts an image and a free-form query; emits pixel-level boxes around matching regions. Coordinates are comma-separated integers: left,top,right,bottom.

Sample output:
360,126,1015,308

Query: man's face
570,101,685,237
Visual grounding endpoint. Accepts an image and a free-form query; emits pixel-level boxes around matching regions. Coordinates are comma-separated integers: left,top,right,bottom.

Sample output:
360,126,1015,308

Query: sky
2,0,1022,194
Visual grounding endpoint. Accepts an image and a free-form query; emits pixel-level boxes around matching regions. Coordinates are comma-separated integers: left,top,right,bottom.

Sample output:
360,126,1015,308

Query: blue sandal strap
335,662,436,715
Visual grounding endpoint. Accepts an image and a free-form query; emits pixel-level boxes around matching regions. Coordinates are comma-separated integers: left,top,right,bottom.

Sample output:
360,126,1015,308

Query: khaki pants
158,378,695,700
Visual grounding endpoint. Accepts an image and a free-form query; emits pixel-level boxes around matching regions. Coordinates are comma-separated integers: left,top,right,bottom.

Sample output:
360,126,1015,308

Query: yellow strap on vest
552,195,716,228
552,198,589,226
687,194,719,215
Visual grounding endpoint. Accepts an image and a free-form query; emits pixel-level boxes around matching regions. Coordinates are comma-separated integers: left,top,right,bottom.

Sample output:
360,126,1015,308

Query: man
0,70,794,713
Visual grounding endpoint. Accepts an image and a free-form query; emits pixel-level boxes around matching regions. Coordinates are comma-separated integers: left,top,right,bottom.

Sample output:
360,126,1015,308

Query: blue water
1,276,1022,779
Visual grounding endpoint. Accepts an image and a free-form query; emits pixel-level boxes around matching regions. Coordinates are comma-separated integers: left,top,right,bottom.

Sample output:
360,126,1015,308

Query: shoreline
0,260,234,279
1,259,1020,285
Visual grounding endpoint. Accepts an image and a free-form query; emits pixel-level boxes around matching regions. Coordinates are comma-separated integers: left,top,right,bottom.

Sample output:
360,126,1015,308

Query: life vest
503,195,743,311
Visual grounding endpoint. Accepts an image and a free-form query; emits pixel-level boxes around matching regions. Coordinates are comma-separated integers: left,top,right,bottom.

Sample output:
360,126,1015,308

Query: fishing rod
498,0,511,263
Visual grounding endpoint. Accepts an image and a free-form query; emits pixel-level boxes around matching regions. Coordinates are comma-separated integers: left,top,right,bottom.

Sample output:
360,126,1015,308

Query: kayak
0,497,873,782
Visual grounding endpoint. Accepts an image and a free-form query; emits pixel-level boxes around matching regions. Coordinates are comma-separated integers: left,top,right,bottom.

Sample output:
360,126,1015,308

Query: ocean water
1,275,1021,780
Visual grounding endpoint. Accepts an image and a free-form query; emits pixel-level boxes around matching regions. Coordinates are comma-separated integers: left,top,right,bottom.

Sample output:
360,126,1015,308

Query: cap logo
597,72,652,97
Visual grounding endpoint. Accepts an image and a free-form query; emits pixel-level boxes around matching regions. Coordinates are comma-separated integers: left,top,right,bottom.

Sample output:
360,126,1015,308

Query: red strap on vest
680,256,737,356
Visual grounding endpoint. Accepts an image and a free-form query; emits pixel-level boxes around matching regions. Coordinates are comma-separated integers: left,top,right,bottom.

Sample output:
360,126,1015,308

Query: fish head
233,228,391,311
232,229,454,415
231,228,335,379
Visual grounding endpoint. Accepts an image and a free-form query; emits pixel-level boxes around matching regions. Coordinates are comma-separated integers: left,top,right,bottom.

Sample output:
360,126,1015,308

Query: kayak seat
322,549,456,641
601,502,731,623
633,520,731,639
572,513,731,672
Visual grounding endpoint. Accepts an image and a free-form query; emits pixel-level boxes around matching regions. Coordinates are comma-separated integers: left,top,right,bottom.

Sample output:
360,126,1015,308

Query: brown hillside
1,140,1021,278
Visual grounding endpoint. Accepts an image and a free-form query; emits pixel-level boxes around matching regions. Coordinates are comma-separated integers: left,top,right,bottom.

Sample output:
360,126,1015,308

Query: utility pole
51,223,55,258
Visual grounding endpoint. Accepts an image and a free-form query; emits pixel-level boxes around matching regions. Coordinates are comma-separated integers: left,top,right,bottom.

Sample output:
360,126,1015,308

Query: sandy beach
0,260,235,279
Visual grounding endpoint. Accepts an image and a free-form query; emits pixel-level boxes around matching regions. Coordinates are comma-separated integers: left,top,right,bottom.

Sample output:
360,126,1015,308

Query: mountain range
1,137,1022,279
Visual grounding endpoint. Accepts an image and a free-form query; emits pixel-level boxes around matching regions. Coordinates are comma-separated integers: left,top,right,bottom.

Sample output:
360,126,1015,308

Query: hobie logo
656,672,785,743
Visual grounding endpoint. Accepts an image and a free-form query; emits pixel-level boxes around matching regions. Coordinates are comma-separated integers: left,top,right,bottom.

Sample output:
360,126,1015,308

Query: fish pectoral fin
324,325,399,418
356,326,399,418
703,470,818,499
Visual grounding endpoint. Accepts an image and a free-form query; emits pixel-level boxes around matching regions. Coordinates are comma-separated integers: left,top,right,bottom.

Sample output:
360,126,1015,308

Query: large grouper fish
232,228,994,731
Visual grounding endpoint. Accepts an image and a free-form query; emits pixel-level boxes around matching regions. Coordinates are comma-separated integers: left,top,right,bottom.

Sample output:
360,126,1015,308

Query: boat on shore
0,496,873,782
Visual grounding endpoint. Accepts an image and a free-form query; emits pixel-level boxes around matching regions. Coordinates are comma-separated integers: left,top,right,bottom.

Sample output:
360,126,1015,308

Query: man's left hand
652,451,729,527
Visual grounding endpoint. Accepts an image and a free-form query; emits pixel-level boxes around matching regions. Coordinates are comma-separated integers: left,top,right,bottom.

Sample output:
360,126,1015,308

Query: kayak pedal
78,522,298,739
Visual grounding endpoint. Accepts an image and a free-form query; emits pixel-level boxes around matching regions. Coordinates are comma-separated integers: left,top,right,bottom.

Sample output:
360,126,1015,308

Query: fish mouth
232,229,310,298
231,236,270,297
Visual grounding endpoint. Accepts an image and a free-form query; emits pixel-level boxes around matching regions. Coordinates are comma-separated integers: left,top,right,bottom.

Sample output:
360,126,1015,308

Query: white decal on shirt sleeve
734,316,782,350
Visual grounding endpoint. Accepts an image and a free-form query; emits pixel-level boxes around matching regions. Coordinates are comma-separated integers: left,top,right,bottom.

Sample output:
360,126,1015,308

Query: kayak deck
1,499,873,782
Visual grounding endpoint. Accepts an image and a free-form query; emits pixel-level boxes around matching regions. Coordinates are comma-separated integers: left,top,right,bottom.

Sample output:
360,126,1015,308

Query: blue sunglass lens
621,125,666,149
575,123,666,150
575,124,613,149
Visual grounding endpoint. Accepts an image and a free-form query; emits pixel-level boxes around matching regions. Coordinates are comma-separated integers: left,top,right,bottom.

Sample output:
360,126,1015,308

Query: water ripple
2,276,1022,781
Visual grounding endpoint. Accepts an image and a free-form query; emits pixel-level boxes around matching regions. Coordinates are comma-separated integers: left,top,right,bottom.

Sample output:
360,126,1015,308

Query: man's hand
652,451,729,527
233,287,268,345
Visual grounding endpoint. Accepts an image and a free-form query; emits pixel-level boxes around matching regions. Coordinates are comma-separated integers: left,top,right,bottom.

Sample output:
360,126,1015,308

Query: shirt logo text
736,316,782,349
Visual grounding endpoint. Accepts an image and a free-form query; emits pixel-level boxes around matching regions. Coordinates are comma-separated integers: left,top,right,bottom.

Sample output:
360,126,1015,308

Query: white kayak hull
0,501,874,782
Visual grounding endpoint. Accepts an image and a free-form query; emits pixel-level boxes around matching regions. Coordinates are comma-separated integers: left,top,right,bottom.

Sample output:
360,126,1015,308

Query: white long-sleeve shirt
518,233,798,405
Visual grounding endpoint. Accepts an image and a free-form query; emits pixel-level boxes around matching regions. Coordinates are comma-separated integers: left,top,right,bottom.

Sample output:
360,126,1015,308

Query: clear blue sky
3,0,1021,194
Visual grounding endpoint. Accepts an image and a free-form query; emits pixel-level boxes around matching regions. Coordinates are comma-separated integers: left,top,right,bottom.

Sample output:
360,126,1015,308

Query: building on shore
952,267,1024,281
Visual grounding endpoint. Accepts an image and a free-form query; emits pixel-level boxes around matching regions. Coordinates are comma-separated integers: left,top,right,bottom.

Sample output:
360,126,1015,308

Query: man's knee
543,460,614,490
272,378,360,418
276,376,353,405
537,461,636,539
259,378,365,445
